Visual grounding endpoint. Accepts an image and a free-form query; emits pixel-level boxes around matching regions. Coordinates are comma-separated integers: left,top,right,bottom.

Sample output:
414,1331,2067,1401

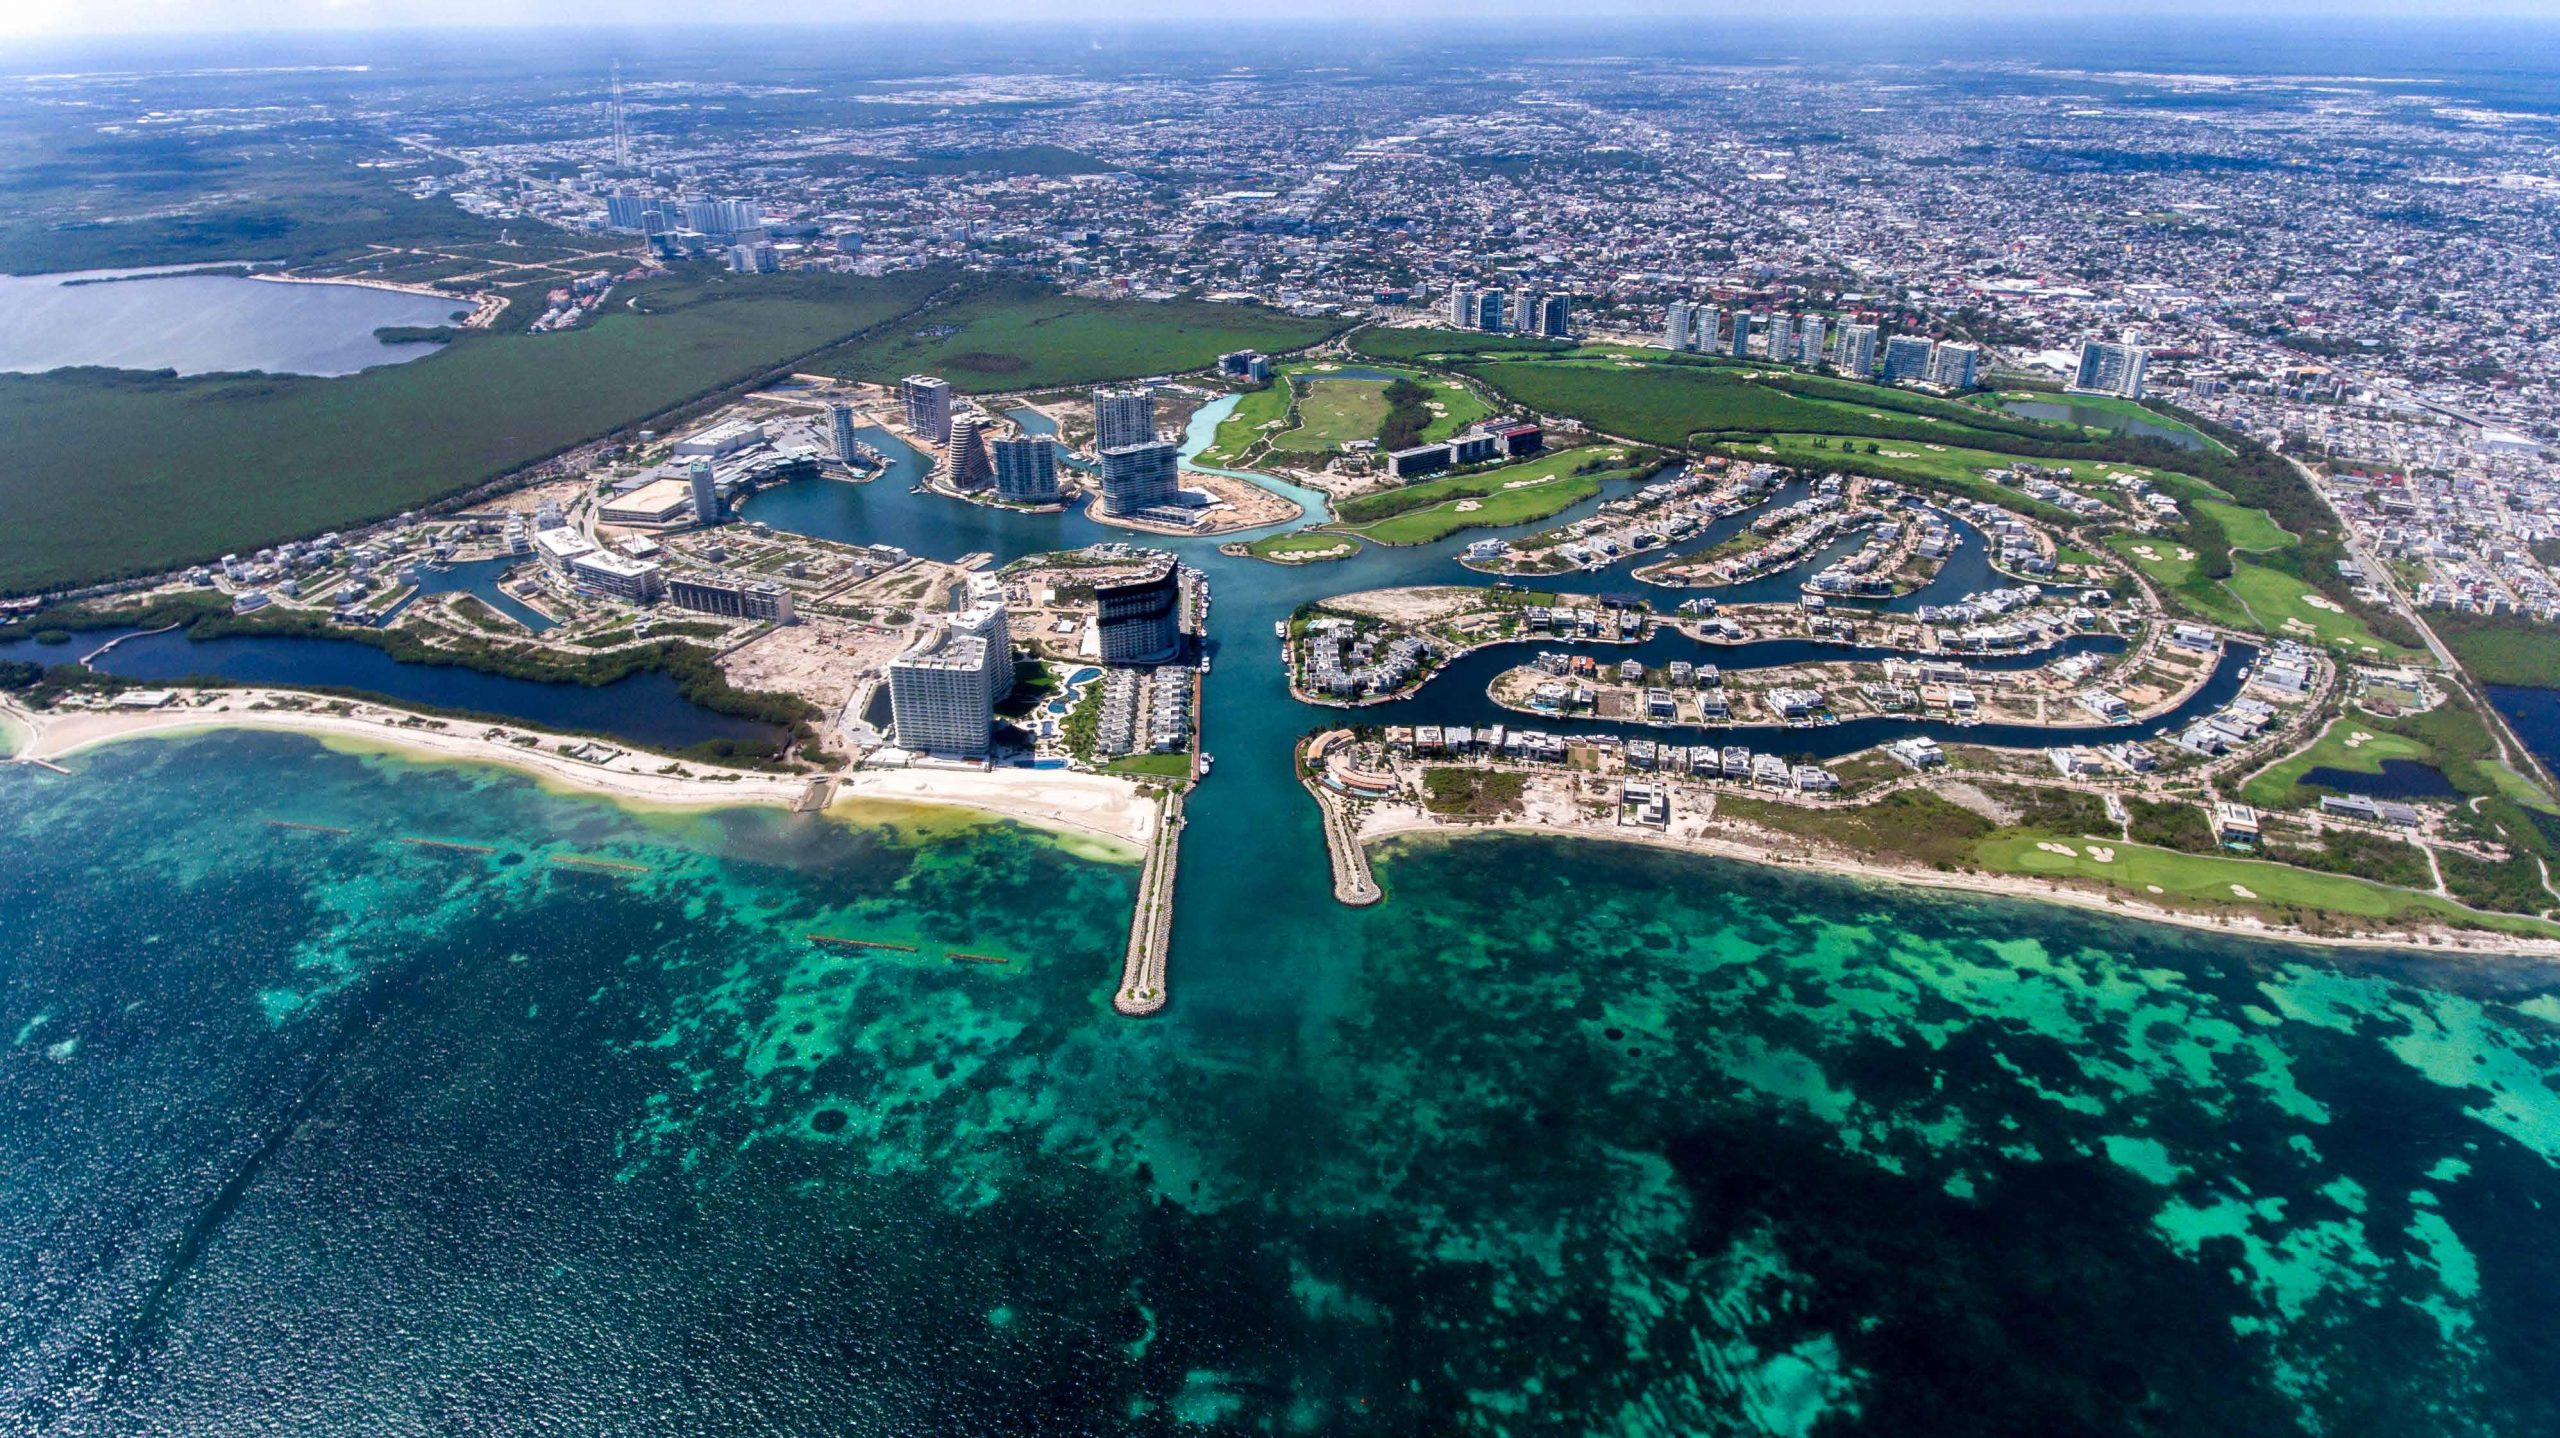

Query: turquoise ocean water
5,730,2560,1433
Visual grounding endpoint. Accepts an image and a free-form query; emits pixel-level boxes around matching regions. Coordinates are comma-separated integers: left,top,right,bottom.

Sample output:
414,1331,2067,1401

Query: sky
4,0,2557,39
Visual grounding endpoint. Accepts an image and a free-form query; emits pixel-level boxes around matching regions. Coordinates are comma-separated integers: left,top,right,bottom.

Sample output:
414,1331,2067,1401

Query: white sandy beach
1,692,1155,849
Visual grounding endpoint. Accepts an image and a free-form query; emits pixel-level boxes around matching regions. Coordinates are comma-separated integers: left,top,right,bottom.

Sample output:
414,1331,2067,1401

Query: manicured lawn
1333,447,1646,546
1245,531,1362,563
2199,498,2293,552
1415,374,1497,443
2237,716,2435,808
1105,752,1196,780
2107,534,2248,622
1976,834,2560,938
1274,377,1391,453
0,269,944,595
1349,327,1570,364
811,280,1345,392
1467,356,2039,449
2223,561,2422,658
2109,531,2418,657
1983,391,2229,453
1196,381,1295,466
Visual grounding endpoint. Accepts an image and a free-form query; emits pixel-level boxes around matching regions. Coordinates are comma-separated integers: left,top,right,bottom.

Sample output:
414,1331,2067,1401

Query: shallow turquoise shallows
5,729,2560,1434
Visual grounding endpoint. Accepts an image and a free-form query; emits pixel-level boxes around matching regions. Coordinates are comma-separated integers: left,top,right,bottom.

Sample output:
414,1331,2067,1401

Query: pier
15,756,72,775
1114,793,1181,1016
397,837,497,855
1308,779,1382,906
1298,735,1383,906
263,819,351,836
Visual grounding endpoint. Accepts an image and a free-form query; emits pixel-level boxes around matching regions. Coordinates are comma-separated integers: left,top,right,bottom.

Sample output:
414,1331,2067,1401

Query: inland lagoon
5,730,2560,1433
0,267,470,378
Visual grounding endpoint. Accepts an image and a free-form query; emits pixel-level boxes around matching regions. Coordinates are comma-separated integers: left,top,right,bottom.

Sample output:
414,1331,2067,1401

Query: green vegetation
1977,834,2560,937
2438,850,2556,917
1411,375,1496,446
1243,532,1362,564
1420,767,1528,820
1349,328,1570,364
2238,716,2435,808
1332,447,1653,546
1105,752,1196,780
1980,391,2226,452
1062,682,1102,760
2264,827,2437,893
808,279,1344,392
1195,381,1295,467
2110,509,2422,659
1463,356,2045,450
2198,499,2292,551
2126,798,2217,852
1719,789,1994,869
1279,377,1393,454
2433,612,2560,690
0,125,580,276
2223,560,2419,657
0,269,945,595
1732,434,2090,521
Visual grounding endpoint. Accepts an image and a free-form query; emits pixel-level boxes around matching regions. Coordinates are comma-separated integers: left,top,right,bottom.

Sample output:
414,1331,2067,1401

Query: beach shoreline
1355,812,2560,960
0,692,1156,853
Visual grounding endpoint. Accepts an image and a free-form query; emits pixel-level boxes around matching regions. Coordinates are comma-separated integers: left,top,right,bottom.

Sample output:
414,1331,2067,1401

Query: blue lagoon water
0,267,470,378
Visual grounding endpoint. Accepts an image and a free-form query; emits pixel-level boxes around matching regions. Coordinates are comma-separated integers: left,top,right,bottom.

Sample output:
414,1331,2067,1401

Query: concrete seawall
1114,792,1181,1015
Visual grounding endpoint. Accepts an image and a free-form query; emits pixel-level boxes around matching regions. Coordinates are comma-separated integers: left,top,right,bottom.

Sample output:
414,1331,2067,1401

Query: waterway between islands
14,409,2272,830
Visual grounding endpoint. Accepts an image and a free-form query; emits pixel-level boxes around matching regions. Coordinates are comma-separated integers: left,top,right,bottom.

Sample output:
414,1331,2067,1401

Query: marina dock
1114,793,1180,1015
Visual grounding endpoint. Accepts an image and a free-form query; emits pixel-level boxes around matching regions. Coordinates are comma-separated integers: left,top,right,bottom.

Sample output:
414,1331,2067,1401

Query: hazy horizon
8,0,2560,41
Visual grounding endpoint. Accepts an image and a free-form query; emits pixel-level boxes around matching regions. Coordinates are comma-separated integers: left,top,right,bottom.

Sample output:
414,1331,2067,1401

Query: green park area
1461,355,2046,449
810,280,1343,392
1981,390,2229,452
1199,363,1493,468
0,269,951,595
1243,531,1363,564
1331,446,1650,546
1349,327,1570,365
1193,381,1295,467
1975,834,2560,939
2106,517,2421,659
1275,375,1393,454
2237,716,2436,809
